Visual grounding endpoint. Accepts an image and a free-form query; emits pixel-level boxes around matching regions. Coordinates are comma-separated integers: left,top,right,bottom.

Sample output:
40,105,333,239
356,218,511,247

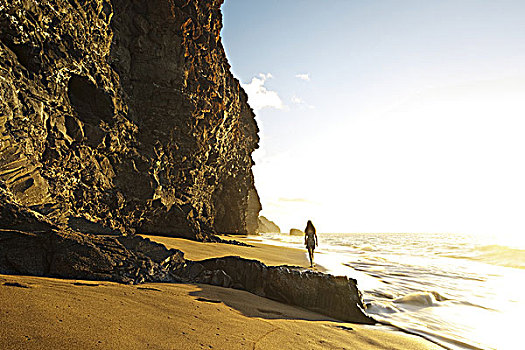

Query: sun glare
256,78,525,236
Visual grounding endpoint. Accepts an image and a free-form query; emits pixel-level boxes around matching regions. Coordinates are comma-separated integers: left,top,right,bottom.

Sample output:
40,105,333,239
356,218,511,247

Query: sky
221,0,525,237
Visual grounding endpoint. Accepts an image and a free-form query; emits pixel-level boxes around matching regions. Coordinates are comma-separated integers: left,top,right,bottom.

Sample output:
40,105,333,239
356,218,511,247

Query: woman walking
304,220,318,267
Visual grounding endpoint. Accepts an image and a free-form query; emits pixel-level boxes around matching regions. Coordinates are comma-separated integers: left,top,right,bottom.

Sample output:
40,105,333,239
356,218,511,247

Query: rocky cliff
0,1,376,325
0,0,260,240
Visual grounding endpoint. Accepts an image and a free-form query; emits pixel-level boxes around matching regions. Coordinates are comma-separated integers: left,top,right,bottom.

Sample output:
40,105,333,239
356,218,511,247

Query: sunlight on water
251,232,525,350
476,232,525,251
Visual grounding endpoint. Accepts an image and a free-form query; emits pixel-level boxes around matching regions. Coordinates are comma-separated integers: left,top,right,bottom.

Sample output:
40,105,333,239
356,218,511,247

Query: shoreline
150,233,444,349
156,234,454,350
0,234,443,349
227,234,460,350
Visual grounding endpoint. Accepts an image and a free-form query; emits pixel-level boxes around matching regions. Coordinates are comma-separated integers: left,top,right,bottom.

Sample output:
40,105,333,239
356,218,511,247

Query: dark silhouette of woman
304,220,318,267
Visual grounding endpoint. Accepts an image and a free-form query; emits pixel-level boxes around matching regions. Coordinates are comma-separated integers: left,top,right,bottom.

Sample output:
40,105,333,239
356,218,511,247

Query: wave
259,232,515,350
366,300,399,314
371,316,486,350
444,244,525,269
393,291,449,307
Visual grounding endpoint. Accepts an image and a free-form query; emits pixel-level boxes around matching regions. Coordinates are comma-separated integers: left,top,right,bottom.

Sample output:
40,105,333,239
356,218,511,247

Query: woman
304,220,318,267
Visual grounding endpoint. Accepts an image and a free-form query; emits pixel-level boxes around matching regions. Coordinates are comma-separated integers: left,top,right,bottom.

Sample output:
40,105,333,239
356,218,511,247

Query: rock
0,0,260,240
182,256,375,324
0,184,185,284
1,184,374,323
289,228,304,236
257,216,281,233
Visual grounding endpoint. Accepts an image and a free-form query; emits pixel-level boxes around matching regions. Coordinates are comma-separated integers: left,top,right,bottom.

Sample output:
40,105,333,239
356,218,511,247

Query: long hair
305,220,315,233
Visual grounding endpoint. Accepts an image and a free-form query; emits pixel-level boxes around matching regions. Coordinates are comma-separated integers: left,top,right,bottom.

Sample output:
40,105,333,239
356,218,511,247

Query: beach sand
0,235,442,349
147,234,316,269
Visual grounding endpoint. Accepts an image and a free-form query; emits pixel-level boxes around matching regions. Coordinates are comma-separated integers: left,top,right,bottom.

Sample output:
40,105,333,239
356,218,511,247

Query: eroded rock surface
0,185,185,284
0,0,260,239
181,256,375,324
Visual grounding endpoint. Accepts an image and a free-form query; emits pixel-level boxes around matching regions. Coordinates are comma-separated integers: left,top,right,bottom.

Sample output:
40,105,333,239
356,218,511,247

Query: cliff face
0,2,375,325
0,0,261,239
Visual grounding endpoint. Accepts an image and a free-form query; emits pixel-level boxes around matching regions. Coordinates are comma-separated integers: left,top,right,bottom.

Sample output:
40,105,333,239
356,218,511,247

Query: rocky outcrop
289,228,304,236
1,185,374,324
0,185,185,284
0,0,260,240
179,257,375,324
256,215,281,233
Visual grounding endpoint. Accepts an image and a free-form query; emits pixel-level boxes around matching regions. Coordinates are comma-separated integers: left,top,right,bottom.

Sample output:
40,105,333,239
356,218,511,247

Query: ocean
250,232,525,350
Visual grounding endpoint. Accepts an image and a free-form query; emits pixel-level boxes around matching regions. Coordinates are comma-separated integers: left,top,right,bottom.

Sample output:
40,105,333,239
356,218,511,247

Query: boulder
1,185,374,323
181,256,375,324
289,228,304,236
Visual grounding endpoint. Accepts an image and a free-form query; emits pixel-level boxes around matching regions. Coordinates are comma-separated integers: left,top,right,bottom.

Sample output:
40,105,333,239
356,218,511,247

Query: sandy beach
0,235,442,349
145,234,316,269
1,1,519,349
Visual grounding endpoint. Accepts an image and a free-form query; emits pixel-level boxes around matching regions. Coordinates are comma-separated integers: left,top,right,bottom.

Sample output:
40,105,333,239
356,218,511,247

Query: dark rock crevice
67,74,114,125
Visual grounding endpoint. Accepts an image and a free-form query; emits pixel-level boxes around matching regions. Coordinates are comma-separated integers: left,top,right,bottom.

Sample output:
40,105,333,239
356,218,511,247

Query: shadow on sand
189,283,347,324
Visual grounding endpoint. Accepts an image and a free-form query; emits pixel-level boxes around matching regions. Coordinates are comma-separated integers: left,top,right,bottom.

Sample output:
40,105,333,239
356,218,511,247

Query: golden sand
0,235,442,349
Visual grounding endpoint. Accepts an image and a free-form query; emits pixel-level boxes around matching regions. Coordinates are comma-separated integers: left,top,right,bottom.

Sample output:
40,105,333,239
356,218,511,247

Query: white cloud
259,73,273,80
241,73,283,112
291,95,315,109
295,73,310,81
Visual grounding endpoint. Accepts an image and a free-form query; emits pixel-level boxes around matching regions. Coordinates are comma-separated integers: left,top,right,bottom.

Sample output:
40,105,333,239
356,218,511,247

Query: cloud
291,95,315,109
295,73,310,81
241,73,284,112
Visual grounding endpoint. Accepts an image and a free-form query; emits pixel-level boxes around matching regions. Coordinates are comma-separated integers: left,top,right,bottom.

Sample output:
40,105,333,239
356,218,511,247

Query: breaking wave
393,291,449,307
